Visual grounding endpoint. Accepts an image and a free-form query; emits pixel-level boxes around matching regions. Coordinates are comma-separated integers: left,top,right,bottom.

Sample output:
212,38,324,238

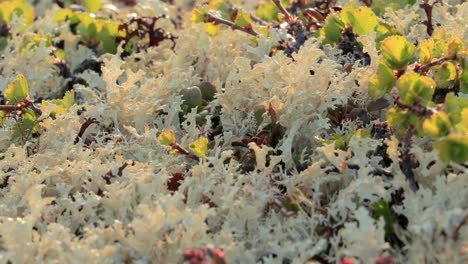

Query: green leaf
380,35,415,70
54,8,74,22
341,4,378,35
454,108,468,133
418,38,434,64
189,136,209,158
4,74,29,104
375,23,398,49
190,7,206,23
48,90,75,116
397,72,435,106
205,22,219,36
12,109,40,142
372,200,394,235
444,37,463,59
0,111,6,127
255,2,277,22
255,0,290,22
386,107,421,137
83,0,101,13
434,133,468,163
234,9,252,28
445,92,468,125
158,130,176,146
422,112,451,137
321,14,345,44
432,61,457,88
0,0,35,25
368,61,395,98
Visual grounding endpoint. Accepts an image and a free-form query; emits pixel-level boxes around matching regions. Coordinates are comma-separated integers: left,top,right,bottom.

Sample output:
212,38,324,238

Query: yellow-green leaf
380,35,415,70
422,112,451,137
4,74,29,104
234,10,252,28
190,7,206,23
434,133,468,163
341,5,378,35
83,0,101,13
418,38,434,64
368,61,395,98
444,37,463,59
205,22,219,36
433,61,457,88
397,72,435,106
158,130,176,146
189,136,209,158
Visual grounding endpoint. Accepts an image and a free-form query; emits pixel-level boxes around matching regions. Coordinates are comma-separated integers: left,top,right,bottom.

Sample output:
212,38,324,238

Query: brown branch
400,125,419,192
0,105,22,112
416,57,451,74
171,143,199,161
204,13,258,37
394,97,435,116
453,213,468,241
74,117,98,144
102,161,135,184
419,0,444,36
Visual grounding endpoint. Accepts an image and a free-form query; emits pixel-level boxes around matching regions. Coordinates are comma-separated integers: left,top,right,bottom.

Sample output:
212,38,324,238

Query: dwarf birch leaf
434,134,468,163
83,0,101,13
341,5,378,35
322,14,345,44
205,23,219,36
444,38,463,59
189,136,209,158
0,111,5,126
380,35,415,70
422,112,451,137
4,74,29,104
433,61,457,88
158,130,176,146
234,10,252,28
418,38,434,64
397,72,435,106
368,62,394,98
190,7,205,23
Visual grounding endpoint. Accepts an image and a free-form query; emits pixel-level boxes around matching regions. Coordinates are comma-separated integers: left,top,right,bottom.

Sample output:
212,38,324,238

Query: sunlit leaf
434,133,468,163
380,35,415,70
397,72,435,106
189,136,209,158
432,61,457,88
190,7,206,23
368,61,394,98
418,38,434,64
372,200,394,235
422,112,451,137
83,0,101,13
205,22,219,36
341,4,378,35
158,130,176,146
322,14,345,44
234,9,252,28
444,37,463,59
4,74,29,104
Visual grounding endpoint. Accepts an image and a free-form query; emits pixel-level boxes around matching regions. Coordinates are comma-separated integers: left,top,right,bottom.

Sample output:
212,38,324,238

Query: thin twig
74,117,98,144
394,97,435,116
0,105,22,112
416,57,451,74
419,0,444,36
204,13,258,37
453,213,468,241
272,0,293,20
400,125,419,192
